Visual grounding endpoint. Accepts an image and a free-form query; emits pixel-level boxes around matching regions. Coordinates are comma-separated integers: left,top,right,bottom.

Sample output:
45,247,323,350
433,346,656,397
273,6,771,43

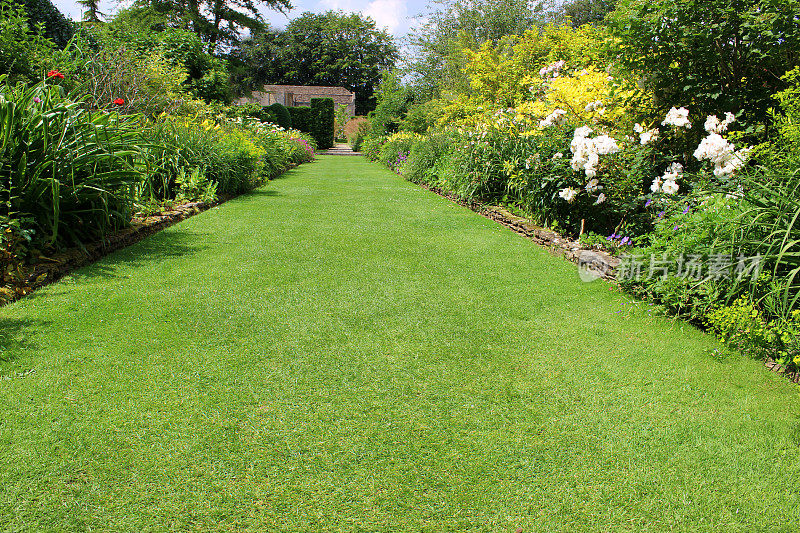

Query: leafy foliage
267,102,292,130
130,0,291,48
562,0,617,27
19,0,74,47
405,0,560,98
0,77,143,250
608,0,800,134
231,11,397,114
0,0,56,83
288,106,313,134
311,98,334,150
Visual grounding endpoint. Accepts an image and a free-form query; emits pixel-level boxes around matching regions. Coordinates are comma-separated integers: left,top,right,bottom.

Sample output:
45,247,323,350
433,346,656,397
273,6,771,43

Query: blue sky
51,0,429,37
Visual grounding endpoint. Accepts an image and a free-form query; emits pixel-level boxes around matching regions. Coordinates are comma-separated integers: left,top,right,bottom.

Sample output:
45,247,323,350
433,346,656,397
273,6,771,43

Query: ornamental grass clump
0,75,143,251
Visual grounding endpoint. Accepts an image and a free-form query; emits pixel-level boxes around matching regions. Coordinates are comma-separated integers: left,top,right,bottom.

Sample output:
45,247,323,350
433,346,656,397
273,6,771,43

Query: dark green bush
311,98,335,149
267,103,292,130
288,106,313,133
20,0,74,48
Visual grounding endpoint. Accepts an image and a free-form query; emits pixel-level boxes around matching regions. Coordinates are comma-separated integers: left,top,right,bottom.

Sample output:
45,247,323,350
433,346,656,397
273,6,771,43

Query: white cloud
363,0,407,35
317,0,408,35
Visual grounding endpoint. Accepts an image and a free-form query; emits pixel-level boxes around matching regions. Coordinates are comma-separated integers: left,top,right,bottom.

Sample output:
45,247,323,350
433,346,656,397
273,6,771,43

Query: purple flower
673,225,680,231
620,236,630,245
644,199,652,207
682,205,690,214
33,97,41,103
657,210,665,218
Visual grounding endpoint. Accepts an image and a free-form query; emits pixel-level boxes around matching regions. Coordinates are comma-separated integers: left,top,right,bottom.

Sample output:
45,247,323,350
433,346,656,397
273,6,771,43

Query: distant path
322,142,360,156
0,155,798,530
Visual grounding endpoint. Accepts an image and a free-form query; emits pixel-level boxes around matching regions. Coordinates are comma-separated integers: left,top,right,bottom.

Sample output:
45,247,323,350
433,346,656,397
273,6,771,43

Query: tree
19,0,75,47
232,11,398,114
609,0,800,133
76,0,103,23
403,0,560,99
132,0,291,48
562,0,616,27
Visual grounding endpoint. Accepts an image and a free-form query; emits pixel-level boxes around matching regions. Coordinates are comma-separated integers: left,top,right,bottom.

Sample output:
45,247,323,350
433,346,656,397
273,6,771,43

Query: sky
51,0,430,38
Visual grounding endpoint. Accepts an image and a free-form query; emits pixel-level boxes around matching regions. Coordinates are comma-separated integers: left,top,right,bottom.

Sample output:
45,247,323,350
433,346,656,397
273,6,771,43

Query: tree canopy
132,0,291,47
403,0,559,99
231,11,398,114
609,0,800,130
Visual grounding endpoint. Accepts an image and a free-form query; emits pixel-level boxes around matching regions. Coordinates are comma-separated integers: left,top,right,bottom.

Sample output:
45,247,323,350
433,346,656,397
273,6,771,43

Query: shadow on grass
0,317,43,364
247,189,281,197
70,228,211,283
269,167,303,180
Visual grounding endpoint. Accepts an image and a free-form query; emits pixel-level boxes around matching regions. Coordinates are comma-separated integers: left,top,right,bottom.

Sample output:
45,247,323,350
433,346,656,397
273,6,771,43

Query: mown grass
1,155,799,531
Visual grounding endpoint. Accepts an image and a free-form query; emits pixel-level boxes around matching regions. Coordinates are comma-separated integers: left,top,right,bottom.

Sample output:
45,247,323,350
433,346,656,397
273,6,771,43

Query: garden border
1,200,218,308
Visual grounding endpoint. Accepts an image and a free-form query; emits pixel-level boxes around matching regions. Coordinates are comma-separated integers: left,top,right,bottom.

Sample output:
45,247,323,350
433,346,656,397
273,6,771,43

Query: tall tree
404,0,560,99
609,0,800,131
562,0,616,27
133,0,291,47
232,11,398,114
76,0,103,23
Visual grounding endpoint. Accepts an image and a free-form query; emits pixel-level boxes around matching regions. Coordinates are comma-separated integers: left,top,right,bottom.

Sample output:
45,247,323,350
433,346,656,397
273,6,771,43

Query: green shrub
0,77,143,251
400,99,446,134
361,134,388,161
609,0,800,133
347,119,370,152
267,102,292,130
404,130,458,185
620,193,747,321
377,132,422,172
311,97,335,149
287,106,313,133
0,0,56,83
368,71,409,136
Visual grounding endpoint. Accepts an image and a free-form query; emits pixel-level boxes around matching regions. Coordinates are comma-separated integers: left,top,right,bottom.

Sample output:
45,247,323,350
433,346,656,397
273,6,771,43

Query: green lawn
1,155,799,531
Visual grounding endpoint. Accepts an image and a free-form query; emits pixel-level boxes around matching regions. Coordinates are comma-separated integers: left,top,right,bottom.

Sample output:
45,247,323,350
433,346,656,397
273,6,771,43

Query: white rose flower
662,107,692,129
559,187,579,203
595,193,606,204
650,177,662,193
662,179,679,194
639,129,658,145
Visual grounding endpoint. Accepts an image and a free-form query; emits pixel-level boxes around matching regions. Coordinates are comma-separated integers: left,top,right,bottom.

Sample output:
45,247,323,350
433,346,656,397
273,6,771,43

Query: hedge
311,98,335,150
288,106,313,134
21,0,74,48
267,102,292,130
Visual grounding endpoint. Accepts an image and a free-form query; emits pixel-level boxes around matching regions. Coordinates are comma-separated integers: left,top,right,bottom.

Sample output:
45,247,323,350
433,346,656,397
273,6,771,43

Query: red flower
47,70,65,80
113,98,125,106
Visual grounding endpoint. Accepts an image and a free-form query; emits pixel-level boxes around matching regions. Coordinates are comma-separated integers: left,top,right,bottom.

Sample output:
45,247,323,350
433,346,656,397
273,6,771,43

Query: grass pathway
1,155,799,531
